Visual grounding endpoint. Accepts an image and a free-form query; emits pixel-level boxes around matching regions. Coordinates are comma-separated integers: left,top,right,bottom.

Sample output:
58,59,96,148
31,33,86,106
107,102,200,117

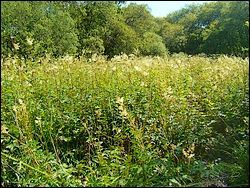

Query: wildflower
166,86,173,94
118,105,124,111
245,21,249,27
26,37,34,46
111,55,122,62
142,71,149,76
1,124,9,134
13,43,20,50
91,53,98,62
9,76,14,81
170,144,176,150
35,117,42,125
95,109,102,119
134,66,142,72
63,55,73,62
116,96,129,119
129,54,135,59
140,82,146,87
133,48,140,56
13,105,18,113
144,62,150,67
183,143,195,159
18,99,23,105
121,53,128,61
116,96,124,105
121,108,128,117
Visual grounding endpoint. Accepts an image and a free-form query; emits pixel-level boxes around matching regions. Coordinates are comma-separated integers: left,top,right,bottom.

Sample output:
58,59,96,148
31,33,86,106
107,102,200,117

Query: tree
103,17,139,58
73,1,120,57
122,2,157,37
163,3,204,54
1,1,79,59
47,3,79,56
140,32,167,57
160,1,249,57
200,1,249,56
156,19,187,53
1,1,36,58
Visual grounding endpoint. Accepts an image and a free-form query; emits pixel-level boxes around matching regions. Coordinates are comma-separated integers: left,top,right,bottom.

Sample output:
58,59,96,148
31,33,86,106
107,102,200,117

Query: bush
1,54,248,186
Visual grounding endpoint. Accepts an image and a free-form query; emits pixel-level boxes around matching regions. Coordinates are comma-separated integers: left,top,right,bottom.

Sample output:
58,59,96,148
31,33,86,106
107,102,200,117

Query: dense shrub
1,54,249,186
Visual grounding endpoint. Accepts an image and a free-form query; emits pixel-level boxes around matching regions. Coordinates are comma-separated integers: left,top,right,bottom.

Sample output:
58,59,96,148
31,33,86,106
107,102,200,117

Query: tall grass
1,53,249,186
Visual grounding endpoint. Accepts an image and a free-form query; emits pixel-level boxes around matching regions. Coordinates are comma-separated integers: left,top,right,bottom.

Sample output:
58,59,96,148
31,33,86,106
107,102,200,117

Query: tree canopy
1,1,249,59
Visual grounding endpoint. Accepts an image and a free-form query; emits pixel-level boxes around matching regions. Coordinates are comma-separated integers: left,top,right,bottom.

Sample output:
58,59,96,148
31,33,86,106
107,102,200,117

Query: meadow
1,53,249,187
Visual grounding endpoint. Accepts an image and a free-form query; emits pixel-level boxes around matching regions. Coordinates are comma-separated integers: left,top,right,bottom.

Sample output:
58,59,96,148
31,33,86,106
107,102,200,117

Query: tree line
1,1,249,60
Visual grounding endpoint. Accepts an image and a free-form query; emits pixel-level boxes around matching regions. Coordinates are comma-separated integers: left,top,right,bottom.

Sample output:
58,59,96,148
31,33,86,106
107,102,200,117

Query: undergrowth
1,53,249,187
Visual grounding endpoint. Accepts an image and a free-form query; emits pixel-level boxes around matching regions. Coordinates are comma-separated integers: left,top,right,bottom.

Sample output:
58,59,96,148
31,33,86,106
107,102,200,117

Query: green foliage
1,2,249,186
156,20,187,53
140,32,168,57
1,54,248,186
1,1,249,59
103,13,139,58
122,2,156,37
199,1,249,56
163,1,249,57
1,1,79,59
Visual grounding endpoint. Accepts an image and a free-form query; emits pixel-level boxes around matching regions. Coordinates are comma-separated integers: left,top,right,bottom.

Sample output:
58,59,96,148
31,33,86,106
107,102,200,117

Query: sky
126,1,213,17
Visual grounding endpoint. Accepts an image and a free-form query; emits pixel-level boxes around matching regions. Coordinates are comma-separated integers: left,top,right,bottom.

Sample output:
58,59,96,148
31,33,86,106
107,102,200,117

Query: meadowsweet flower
13,105,18,113
116,97,124,105
116,128,121,134
118,105,124,111
140,82,146,87
13,43,20,50
134,66,142,72
111,55,122,62
213,85,218,90
1,124,9,134
95,109,102,119
121,53,128,61
112,66,117,71
18,99,23,105
133,48,140,56
144,62,150,67
39,80,43,85
170,144,176,150
26,37,33,46
183,143,195,159
9,76,14,81
166,86,173,94
63,55,73,62
190,143,195,152
116,96,129,119
142,71,149,76
35,117,42,125
91,53,98,62
121,108,128,117
129,54,135,59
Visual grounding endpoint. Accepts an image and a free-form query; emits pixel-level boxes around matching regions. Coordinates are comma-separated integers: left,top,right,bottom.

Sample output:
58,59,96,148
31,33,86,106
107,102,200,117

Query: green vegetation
1,53,249,186
1,1,249,59
1,1,249,186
